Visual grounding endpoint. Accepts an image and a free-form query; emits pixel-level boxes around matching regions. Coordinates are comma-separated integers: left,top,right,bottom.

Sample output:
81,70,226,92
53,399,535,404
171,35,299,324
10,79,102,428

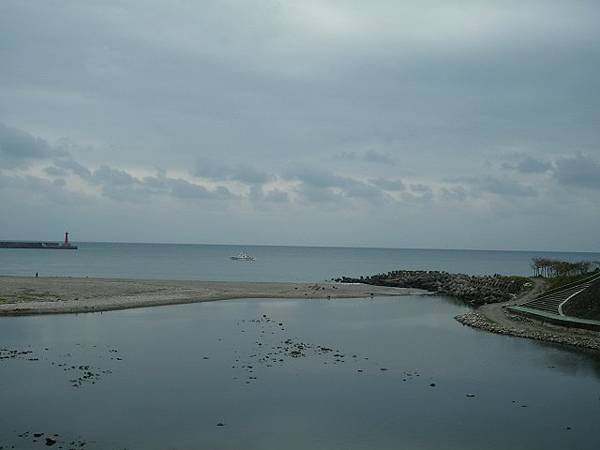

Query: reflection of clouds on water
2,295,600,449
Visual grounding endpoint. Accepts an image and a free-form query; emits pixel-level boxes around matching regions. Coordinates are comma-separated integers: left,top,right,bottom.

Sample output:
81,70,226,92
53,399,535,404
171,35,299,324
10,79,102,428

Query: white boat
230,252,255,261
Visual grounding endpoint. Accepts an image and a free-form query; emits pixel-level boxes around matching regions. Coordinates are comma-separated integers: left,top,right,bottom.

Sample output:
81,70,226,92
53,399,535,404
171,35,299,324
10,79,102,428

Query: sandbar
0,276,426,316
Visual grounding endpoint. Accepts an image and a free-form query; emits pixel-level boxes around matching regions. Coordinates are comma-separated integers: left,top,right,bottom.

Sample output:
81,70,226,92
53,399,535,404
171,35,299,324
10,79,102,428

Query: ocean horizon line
11,240,598,256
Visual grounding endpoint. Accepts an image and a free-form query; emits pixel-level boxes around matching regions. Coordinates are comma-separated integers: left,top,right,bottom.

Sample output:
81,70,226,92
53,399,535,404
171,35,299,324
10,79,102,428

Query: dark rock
45,437,57,446
338,270,528,305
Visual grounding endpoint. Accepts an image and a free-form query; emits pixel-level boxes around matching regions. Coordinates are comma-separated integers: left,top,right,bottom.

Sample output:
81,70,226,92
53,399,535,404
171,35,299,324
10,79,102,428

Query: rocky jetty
334,270,529,305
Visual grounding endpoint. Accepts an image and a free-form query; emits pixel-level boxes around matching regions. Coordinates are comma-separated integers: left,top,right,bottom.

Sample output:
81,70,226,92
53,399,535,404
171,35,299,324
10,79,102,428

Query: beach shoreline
3,274,599,355
0,276,426,316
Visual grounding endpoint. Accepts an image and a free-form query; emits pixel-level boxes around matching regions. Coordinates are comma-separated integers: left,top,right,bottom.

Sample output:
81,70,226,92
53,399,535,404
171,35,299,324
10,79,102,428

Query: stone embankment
456,310,600,352
335,271,529,305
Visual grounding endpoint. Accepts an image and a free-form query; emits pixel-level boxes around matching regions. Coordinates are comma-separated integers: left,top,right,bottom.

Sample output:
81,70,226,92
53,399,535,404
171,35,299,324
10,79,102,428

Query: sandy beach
0,276,426,316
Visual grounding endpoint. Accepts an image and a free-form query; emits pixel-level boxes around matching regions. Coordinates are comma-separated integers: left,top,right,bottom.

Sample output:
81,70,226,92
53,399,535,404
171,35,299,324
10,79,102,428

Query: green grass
501,275,532,282
497,275,534,292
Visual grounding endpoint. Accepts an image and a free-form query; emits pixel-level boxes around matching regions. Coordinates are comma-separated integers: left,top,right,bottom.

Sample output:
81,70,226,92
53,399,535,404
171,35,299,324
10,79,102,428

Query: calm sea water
1,242,600,281
1,295,600,449
2,244,600,449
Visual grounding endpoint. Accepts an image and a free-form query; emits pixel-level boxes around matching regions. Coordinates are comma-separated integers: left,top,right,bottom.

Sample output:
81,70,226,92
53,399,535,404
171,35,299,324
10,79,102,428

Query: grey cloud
441,186,468,202
1,2,600,249
159,178,204,199
54,156,93,179
553,153,600,189
36,154,239,202
287,166,387,202
517,157,552,173
0,122,52,168
451,176,537,198
502,156,552,173
44,166,68,177
235,166,272,185
0,124,92,179
167,178,233,200
263,189,289,203
287,167,356,203
344,182,387,201
0,172,87,204
249,185,290,204
96,168,236,202
332,150,395,165
194,159,272,185
370,178,405,191
92,165,137,186
294,184,344,205
286,167,346,189
404,183,433,202
363,150,395,165
333,151,358,161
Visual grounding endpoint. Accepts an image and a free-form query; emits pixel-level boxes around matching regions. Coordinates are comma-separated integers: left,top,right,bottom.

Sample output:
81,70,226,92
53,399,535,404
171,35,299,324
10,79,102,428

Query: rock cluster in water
228,313,390,384
335,271,529,305
10,431,88,449
0,345,122,388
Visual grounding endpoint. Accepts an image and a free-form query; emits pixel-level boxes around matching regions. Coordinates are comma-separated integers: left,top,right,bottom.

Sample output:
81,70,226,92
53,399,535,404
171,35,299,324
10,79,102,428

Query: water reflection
1,295,600,450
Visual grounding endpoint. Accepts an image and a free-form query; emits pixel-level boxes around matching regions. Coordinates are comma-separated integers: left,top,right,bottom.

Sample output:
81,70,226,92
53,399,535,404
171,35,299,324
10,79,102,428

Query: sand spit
0,276,425,316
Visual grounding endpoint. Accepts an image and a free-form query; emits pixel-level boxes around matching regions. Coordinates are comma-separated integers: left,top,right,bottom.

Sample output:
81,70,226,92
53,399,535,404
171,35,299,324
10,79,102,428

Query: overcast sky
1,0,599,251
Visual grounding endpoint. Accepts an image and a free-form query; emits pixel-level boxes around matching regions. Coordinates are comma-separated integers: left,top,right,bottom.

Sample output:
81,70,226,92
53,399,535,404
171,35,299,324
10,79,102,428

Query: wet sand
0,276,426,316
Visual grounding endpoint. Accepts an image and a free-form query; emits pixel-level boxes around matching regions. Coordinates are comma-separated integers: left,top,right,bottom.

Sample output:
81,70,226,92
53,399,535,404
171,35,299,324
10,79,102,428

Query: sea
1,242,600,281
2,243,600,449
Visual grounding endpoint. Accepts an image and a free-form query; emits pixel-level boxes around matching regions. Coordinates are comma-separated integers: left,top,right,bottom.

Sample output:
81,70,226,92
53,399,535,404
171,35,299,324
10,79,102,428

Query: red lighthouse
64,231,70,246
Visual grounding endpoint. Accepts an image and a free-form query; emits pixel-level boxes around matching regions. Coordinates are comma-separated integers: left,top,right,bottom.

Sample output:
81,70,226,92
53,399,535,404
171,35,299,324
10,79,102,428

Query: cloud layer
1,1,599,250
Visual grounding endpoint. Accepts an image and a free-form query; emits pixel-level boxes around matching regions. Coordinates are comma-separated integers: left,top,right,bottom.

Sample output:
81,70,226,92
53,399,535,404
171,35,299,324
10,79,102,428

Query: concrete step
526,304,561,313
520,276,600,315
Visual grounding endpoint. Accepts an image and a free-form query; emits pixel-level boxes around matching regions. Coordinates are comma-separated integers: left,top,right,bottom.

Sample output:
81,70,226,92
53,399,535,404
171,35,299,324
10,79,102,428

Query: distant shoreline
0,276,425,316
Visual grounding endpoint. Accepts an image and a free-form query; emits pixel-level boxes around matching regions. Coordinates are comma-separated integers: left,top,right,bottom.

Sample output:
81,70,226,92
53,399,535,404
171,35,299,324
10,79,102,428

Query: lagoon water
1,242,600,281
2,244,600,449
1,296,600,449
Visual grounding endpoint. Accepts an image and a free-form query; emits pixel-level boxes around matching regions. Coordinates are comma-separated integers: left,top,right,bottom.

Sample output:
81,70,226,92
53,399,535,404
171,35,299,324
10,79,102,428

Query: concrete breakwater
335,270,529,305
